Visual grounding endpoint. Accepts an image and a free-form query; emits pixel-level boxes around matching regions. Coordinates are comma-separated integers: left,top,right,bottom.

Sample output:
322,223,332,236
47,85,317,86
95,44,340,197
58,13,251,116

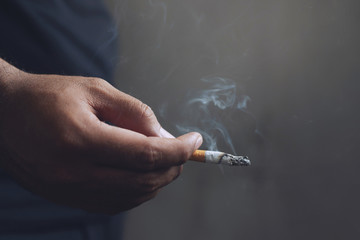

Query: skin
0,59,202,214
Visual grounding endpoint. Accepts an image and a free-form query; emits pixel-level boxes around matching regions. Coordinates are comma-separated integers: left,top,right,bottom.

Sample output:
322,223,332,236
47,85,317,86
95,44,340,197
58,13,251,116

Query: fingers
86,79,168,137
131,132,202,171
89,165,182,195
88,123,202,171
52,166,182,214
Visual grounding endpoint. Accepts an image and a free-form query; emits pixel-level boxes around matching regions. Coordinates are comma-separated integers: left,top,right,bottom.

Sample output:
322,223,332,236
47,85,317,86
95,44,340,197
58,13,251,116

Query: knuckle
147,190,159,201
148,193,158,203
139,143,161,171
88,77,104,85
138,176,158,193
86,77,102,88
179,165,184,174
139,102,155,120
177,146,189,165
173,166,183,179
86,77,108,95
165,167,182,184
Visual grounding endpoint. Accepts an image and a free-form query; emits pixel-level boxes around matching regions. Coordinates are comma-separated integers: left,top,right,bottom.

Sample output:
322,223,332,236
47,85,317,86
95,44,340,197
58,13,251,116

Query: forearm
0,58,18,166
0,58,18,97
0,58,7,94
0,58,10,83
0,59,11,125
0,59,8,166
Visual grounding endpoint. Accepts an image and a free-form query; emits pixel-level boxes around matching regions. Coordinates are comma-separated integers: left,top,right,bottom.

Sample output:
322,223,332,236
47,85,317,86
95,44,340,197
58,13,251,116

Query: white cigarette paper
190,150,251,166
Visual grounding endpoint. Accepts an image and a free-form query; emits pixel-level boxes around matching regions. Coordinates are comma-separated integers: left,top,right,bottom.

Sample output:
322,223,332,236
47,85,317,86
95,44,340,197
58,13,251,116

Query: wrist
0,59,7,91
0,58,21,95
0,59,11,92
0,59,12,166
0,58,19,127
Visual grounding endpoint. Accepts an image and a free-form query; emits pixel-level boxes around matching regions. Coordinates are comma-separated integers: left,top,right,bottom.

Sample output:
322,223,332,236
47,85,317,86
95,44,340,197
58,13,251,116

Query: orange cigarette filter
190,150,207,163
190,150,251,166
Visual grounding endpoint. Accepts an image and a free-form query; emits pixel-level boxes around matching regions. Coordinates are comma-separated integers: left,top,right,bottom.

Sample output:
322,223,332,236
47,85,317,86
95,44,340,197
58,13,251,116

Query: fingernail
160,127,175,138
195,134,203,149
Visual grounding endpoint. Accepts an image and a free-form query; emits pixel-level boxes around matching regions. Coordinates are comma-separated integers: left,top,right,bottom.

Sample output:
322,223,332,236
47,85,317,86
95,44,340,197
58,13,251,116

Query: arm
0,59,202,214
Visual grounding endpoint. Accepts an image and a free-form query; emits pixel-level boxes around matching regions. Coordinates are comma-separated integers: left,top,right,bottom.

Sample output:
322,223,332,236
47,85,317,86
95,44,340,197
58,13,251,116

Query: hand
0,60,202,214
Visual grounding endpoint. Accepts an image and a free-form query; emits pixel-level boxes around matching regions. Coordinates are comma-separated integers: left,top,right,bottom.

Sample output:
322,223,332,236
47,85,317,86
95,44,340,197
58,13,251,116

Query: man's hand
0,59,202,214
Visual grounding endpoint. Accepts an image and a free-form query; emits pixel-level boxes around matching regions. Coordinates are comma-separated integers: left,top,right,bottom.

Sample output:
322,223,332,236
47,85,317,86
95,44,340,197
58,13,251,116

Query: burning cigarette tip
224,154,251,166
190,150,251,167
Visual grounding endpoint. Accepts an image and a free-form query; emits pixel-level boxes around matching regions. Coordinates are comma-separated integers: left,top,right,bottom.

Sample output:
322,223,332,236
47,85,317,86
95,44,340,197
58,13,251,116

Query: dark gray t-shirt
0,0,123,239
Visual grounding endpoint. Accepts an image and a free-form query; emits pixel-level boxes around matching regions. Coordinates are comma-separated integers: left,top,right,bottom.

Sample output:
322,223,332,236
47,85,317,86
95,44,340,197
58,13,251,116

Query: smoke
148,0,168,24
108,0,261,154
160,76,252,155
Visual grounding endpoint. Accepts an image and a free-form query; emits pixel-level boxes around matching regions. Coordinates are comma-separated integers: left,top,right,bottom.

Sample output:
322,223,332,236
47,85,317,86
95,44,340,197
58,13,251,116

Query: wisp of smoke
162,76,251,155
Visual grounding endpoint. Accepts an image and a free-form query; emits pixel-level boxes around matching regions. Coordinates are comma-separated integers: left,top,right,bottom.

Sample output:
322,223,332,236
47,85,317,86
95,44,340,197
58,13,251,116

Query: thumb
88,79,172,137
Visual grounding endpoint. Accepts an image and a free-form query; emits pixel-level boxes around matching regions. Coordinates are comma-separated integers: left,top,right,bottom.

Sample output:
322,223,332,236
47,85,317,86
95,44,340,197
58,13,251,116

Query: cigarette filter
190,150,250,166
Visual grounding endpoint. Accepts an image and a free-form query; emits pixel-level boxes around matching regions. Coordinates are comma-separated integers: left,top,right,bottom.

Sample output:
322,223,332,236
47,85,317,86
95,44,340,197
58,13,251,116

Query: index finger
88,122,203,171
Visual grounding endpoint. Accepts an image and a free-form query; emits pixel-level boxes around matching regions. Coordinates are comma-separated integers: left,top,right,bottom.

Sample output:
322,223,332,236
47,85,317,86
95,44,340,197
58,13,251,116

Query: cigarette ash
221,154,251,166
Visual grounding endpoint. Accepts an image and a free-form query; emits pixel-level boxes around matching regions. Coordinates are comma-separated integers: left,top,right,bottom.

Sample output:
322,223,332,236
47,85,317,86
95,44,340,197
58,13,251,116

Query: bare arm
0,59,202,214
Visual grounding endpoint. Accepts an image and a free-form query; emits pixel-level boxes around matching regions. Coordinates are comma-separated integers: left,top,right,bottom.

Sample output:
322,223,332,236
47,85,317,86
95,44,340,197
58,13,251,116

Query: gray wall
105,0,360,239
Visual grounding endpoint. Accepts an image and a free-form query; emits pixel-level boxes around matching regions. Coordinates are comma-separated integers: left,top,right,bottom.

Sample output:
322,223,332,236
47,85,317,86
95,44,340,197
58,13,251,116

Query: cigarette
190,150,251,166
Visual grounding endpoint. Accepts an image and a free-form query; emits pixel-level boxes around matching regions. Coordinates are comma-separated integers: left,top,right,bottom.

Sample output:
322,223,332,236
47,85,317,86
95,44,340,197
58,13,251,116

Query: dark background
105,0,360,239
